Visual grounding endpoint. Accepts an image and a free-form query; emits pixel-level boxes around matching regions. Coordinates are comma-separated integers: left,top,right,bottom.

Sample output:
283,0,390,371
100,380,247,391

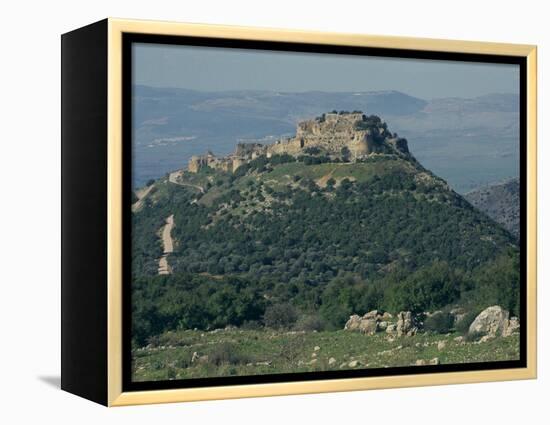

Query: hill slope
465,178,520,238
131,112,519,343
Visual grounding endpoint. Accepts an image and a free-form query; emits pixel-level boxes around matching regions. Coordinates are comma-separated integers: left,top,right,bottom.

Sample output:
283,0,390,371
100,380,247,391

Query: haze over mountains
133,86,519,192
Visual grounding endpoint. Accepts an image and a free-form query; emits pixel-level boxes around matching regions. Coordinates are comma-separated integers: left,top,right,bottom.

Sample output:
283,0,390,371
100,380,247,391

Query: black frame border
122,33,528,393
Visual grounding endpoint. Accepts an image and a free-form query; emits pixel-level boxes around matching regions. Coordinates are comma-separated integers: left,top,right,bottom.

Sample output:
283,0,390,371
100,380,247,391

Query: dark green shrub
209,342,253,366
304,146,321,155
175,355,192,369
424,311,453,334
263,303,298,329
294,314,325,332
241,320,262,330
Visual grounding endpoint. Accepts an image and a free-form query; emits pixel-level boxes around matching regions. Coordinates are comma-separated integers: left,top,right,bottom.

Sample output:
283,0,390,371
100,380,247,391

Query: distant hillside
132,86,519,192
465,178,520,238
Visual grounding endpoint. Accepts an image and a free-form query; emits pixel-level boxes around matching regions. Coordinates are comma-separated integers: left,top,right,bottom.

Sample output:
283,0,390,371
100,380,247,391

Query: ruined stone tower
187,111,408,173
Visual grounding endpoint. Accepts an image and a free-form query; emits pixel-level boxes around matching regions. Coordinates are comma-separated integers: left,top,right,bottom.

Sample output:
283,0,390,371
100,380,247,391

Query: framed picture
61,18,537,406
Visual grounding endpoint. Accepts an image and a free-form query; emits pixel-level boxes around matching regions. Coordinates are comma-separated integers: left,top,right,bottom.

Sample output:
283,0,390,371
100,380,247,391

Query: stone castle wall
187,112,407,173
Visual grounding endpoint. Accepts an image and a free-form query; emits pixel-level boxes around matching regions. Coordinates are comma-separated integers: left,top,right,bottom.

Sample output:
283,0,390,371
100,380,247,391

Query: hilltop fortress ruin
188,111,410,173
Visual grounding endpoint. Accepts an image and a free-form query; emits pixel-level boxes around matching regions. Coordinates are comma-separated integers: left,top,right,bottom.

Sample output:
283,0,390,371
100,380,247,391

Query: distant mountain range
133,86,519,192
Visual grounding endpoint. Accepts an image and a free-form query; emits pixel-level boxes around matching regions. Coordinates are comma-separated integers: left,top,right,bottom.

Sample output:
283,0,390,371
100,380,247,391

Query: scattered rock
386,324,397,334
415,357,439,366
328,357,337,366
309,358,318,365
255,361,271,366
382,312,393,320
348,360,360,368
469,305,509,337
191,351,200,363
378,321,388,331
311,352,317,358
339,362,348,369
314,345,321,351
478,335,495,343
437,341,447,351
454,336,465,343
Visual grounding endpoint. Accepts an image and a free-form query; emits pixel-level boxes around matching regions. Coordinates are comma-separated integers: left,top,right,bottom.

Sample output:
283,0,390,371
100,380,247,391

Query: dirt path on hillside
168,170,205,193
158,215,174,275
316,163,355,188
132,185,153,212
162,215,174,254
158,255,171,275
316,167,337,188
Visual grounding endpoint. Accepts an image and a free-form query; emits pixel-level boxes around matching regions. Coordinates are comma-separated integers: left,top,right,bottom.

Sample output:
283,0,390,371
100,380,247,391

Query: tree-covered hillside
134,153,515,280
131,147,519,345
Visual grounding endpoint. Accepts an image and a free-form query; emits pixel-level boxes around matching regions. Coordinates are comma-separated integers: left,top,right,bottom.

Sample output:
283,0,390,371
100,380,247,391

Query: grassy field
132,329,520,382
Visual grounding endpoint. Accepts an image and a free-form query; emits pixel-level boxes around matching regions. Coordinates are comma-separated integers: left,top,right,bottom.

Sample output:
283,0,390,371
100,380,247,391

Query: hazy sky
133,43,519,100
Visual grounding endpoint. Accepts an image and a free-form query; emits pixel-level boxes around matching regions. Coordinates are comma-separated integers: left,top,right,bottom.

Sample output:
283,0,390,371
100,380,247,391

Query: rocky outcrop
468,306,509,337
503,316,520,337
359,318,379,335
396,311,417,337
450,307,467,325
344,314,362,331
344,310,383,335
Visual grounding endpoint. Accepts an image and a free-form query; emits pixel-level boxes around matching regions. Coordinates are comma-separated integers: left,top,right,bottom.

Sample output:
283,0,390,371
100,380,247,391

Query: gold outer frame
106,18,537,406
